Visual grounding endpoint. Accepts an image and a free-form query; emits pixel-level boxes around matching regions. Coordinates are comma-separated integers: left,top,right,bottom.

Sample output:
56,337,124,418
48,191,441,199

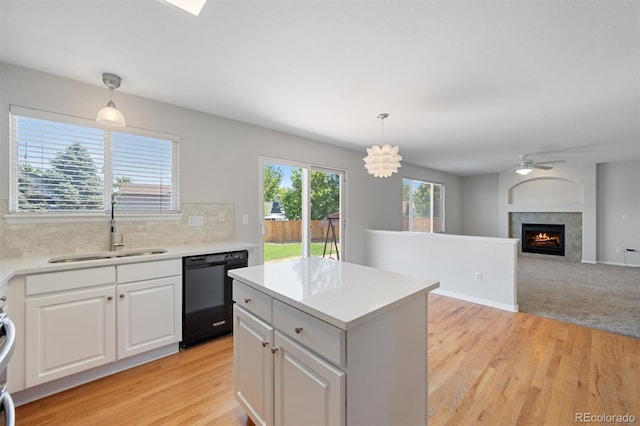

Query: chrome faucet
110,192,124,251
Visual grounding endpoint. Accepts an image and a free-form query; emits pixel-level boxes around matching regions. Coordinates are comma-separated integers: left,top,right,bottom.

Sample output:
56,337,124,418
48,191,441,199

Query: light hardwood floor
16,294,640,425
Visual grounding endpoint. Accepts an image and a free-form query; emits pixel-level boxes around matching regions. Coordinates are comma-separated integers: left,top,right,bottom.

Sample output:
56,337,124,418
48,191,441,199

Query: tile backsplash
0,201,234,258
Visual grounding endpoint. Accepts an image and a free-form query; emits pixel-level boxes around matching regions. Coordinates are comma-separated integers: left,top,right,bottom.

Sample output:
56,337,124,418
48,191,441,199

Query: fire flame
534,232,558,243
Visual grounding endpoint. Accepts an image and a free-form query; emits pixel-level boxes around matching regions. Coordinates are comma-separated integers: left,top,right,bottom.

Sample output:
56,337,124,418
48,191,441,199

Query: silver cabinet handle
271,347,279,354
261,340,269,347
0,296,6,302
295,326,303,334
244,298,251,303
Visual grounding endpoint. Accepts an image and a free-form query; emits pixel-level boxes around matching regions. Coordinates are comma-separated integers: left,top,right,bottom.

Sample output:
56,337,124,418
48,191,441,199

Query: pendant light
363,113,402,178
96,73,126,127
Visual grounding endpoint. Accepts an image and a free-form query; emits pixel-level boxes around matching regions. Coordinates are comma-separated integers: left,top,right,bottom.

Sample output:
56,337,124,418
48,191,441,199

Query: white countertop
0,241,257,285
229,257,440,330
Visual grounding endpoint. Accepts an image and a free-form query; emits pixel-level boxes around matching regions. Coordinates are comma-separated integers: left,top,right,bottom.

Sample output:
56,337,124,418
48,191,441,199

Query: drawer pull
0,296,6,302
119,294,125,299
294,326,304,334
107,296,113,301
271,347,279,354
261,340,269,347
244,298,251,304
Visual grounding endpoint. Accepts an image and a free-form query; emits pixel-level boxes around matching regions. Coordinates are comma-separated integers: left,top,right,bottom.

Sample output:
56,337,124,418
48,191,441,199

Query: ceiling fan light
516,167,533,175
96,100,126,127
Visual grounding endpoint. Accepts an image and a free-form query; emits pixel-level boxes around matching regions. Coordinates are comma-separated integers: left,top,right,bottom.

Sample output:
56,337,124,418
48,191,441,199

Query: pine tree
48,143,103,210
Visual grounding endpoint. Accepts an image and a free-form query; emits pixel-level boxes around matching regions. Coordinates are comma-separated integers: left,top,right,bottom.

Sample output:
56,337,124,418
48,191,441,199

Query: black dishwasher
181,250,248,348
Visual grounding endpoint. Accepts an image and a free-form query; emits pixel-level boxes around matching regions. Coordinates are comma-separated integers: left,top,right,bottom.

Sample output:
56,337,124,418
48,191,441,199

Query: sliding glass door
260,158,344,264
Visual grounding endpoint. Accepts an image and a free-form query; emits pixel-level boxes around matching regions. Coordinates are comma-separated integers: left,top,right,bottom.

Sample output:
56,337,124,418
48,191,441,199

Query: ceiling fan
512,154,565,175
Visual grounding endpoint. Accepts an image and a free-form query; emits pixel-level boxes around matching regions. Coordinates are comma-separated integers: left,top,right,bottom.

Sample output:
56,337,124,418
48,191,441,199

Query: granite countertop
0,241,257,285
229,257,440,330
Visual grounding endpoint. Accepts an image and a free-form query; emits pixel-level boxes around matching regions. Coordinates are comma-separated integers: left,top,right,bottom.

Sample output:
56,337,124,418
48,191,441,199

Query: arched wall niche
508,177,583,205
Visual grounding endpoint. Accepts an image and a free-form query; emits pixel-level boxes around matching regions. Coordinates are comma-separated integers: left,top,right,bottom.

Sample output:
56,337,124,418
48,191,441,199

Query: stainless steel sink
48,248,167,263
114,248,168,257
48,253,114,263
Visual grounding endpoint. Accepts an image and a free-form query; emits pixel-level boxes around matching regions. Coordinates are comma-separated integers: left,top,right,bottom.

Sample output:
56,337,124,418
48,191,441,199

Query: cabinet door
274,331,345,426
233,305,274,426
25,286,116,387
117,276,182,359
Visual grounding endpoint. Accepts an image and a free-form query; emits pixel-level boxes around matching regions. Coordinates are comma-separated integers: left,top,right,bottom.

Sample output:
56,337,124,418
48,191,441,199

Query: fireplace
521,223,565,256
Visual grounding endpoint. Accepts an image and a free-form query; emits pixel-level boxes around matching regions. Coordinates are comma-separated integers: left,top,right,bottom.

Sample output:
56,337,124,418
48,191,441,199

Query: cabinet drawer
26,266,116,296
117,259,181,283
273,300,344,367
233,281,272,322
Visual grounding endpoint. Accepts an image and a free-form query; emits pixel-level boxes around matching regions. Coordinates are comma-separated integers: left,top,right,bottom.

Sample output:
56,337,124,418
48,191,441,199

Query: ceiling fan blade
535,160,566,165
532,164,553,170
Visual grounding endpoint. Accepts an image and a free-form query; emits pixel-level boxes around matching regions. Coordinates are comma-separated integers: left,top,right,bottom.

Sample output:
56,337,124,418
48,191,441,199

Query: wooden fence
264,218,441,242
264,220,340,243
401,217,444,233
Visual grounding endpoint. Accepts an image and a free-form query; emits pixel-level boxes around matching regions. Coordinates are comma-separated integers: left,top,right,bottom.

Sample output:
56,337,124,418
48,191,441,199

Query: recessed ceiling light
162,0,207,16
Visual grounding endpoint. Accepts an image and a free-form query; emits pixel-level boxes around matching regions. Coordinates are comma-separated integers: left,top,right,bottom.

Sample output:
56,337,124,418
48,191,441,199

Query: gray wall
460,174,499,237
597,161,640,265
460,161,640,265
0,63,462,263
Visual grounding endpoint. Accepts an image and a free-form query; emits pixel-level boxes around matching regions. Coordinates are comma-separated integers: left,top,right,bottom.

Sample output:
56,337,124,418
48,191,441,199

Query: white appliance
0,285,15,426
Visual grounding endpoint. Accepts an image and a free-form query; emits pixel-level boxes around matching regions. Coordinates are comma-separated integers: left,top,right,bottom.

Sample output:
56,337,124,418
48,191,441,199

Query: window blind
111,132,178,212
10,106,180,214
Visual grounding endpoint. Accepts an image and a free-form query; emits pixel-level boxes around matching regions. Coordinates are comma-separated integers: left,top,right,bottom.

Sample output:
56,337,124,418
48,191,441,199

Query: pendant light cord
377,113,389,142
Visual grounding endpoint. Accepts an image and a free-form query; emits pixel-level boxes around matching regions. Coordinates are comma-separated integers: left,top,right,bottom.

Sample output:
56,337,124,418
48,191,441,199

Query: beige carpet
517,256,640,339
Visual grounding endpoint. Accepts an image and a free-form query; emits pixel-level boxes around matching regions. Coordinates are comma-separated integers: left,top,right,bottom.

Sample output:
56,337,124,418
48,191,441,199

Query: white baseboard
432,288,519,312
581,260,597,264
597,261,640,268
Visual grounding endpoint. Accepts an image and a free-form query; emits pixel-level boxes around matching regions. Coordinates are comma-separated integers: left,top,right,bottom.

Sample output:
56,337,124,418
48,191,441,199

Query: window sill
4,212,183,225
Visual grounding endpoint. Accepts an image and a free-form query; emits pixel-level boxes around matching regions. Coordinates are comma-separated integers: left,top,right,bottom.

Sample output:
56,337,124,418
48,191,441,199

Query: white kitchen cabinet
233,304,344,426
233,305,274,426
116,275,181,359
23,259,181,388
230,257,439,426
273,331,344,426
234,284,345,426
25,285,116,387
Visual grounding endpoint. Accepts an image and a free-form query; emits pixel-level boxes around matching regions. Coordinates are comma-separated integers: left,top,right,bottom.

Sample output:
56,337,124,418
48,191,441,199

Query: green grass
264,243,337,263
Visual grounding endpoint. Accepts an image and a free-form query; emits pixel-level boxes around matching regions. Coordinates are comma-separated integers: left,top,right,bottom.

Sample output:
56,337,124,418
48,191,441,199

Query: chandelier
363,113,402,178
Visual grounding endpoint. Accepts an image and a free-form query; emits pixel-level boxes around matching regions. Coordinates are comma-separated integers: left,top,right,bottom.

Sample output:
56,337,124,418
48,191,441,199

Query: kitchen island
229,257,439,426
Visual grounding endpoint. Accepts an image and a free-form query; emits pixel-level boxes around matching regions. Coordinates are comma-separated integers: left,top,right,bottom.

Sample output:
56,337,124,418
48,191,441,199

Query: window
9,106,179,215
402,178,444,233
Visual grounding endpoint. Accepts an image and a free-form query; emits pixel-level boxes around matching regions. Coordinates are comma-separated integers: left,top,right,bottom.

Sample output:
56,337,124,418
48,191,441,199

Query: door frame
258,156,346,264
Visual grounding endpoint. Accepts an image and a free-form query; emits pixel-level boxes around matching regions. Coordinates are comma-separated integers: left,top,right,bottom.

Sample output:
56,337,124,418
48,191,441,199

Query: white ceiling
1,0,638,176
